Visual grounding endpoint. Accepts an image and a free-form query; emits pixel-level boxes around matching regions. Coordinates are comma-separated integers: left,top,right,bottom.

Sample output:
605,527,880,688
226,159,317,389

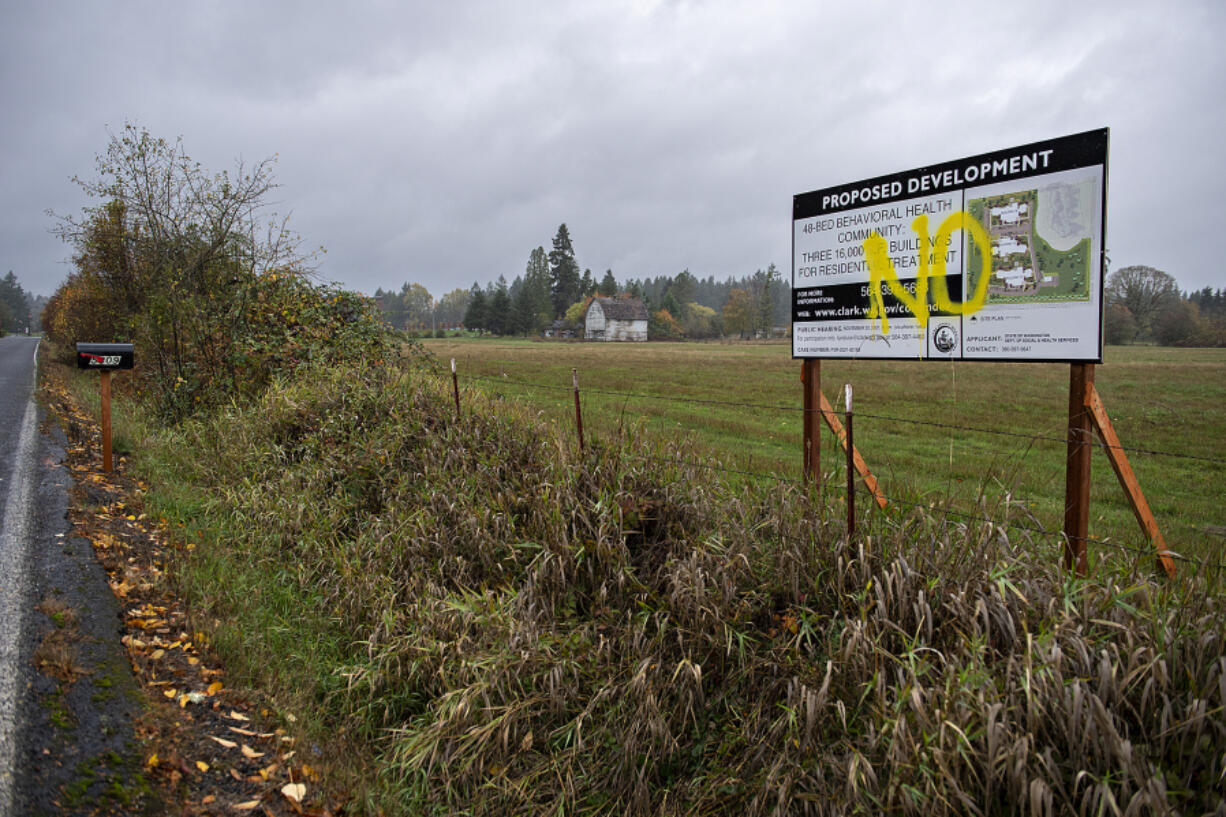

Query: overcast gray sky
3,0,1223,299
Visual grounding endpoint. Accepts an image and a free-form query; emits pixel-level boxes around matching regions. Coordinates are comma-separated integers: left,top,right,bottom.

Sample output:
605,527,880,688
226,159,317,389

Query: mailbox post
76,343,135,472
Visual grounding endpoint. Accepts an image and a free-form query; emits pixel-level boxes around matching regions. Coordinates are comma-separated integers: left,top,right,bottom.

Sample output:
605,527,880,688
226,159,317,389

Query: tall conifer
548,224,580,318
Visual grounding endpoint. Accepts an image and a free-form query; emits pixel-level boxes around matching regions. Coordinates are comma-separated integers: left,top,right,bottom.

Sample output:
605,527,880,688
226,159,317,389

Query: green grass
424,337,1226,567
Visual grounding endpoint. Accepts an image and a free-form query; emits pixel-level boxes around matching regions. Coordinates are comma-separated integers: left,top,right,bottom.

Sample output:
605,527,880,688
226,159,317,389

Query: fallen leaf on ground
241,744,264,759
281,783,306,803
196,760,209,773
208,736,238,749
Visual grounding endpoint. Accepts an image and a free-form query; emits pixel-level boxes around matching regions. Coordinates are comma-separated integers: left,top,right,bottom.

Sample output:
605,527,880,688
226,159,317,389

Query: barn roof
591,296,648,322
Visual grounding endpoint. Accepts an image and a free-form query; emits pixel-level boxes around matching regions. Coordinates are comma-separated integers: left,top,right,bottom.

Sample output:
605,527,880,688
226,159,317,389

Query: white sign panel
792,129,1108,362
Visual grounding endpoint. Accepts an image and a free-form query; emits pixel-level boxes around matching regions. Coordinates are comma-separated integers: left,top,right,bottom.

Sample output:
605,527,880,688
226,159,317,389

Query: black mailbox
76,342,135,370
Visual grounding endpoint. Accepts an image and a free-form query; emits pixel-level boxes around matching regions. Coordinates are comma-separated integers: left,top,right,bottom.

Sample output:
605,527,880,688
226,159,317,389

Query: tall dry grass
146,352,1226,815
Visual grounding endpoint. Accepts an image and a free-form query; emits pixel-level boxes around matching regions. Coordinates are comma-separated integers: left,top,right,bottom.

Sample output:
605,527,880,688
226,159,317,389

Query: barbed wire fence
446,363,1226,573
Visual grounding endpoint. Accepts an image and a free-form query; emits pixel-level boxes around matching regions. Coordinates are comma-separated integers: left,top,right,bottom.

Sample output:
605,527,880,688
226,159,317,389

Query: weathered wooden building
584,297,649,341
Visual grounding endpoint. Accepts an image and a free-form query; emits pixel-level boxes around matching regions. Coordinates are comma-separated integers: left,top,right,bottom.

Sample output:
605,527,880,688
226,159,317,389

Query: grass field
423,337,1226,568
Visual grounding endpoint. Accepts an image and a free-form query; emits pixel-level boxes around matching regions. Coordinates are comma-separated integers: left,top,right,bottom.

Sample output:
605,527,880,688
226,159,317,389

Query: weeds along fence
443,361,1226,578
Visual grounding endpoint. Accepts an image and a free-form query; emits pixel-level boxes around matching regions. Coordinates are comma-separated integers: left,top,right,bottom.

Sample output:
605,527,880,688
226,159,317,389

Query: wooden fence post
1064,363,1094,575
845,384,855,539
802,359,821,488
451,358,460,416
572,368,585,452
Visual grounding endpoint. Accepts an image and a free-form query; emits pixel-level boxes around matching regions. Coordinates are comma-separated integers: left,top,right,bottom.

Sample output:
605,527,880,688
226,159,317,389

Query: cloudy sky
3,1,1224,299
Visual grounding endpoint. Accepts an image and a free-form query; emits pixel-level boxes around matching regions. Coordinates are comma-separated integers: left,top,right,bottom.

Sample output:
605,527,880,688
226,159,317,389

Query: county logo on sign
932,323,958,354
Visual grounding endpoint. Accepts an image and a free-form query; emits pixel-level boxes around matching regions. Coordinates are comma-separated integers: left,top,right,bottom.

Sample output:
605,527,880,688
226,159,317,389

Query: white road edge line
0,340,39,817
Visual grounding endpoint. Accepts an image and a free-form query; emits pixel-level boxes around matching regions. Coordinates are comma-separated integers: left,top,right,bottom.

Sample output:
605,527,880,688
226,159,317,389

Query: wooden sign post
1064,364,1095,575
100,370,113,472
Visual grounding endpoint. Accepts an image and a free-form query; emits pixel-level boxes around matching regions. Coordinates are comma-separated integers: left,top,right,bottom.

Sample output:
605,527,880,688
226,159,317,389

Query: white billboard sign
792,129,1108,362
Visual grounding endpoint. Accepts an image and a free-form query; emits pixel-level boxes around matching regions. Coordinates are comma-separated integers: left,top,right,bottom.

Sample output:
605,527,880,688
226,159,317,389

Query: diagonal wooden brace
819,390,887,510
1085,384,1177,578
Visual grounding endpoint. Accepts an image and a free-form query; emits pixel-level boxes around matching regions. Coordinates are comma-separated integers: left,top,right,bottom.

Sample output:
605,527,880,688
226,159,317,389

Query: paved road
0,336,42,815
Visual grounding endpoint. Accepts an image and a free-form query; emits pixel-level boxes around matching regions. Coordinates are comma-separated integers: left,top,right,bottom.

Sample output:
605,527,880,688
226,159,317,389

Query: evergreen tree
509,275,531,335
599,269,618,296
0,271,27,332
548,224,581,318
463,282,488,332
669,269,697,305
488,276,511,335
661,290,682,319
580,268,596,298
513,246,553,334
384,287,407,329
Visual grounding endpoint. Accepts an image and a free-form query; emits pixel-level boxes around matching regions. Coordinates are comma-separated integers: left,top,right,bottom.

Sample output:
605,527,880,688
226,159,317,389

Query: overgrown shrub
45,125,393,420
143,355,1226,816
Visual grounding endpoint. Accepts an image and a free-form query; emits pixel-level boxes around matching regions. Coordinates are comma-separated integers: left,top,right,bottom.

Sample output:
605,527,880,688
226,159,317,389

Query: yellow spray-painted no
862,211,993,334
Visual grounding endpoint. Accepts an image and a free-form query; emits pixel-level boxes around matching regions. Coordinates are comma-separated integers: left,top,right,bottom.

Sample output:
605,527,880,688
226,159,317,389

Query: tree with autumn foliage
48,125,389,420
649,308,683,339
722,288,756,337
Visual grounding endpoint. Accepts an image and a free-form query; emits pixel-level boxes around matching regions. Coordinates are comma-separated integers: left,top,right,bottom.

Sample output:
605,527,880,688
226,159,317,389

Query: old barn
584,297,649,341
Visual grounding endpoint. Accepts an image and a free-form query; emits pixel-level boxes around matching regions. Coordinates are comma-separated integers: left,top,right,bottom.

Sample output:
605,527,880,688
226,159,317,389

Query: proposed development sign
792,129,1108,361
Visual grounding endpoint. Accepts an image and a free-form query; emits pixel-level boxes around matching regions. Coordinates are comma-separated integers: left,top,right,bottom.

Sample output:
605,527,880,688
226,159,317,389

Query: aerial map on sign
965,174,1098,305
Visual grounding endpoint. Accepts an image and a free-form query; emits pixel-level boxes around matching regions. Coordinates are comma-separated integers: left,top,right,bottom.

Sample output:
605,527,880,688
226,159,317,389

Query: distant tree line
378,223,791,340
0,271,42,335
1104,265,1226,347
372,282,469,332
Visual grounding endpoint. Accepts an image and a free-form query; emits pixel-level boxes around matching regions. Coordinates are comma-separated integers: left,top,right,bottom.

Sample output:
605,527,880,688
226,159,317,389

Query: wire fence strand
448,366,1226,571
459,372,1226,466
